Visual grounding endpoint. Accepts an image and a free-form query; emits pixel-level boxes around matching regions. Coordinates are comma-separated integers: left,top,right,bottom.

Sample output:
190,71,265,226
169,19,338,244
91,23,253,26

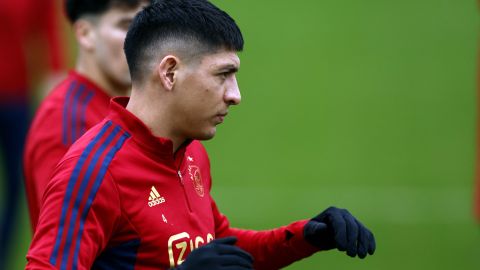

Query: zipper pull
177,170,183,184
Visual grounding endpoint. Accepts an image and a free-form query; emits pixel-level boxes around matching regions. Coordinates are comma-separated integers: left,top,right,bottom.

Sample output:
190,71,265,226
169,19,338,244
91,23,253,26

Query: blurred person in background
0,0,66,267
23,0,151,232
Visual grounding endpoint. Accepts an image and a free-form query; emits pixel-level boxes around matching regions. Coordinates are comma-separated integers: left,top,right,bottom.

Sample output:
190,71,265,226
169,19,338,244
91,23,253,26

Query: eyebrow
219,64,239,73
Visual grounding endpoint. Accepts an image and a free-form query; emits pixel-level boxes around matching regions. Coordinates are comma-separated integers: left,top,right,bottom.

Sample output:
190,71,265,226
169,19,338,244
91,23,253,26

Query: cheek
98,29,127,59
198,88,211,102
193,87,217,110
204,85,225,103
110,32,127,59
178,78,222,115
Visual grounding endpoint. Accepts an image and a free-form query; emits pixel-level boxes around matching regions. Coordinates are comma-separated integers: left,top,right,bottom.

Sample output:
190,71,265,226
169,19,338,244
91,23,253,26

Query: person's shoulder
51,120,130,189
62,119,132,164
188,140,209,155
35,74,79,113
25,77,76,146
189,140,207,150
186,140,211,167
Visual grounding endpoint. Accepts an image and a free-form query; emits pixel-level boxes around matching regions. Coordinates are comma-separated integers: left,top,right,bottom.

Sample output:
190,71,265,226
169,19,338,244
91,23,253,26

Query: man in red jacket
23,0,150,231
26,1,376,269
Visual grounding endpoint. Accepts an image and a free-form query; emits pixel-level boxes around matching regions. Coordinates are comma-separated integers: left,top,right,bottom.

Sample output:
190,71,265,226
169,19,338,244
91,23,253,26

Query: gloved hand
303,206,376,258
173,236,254,270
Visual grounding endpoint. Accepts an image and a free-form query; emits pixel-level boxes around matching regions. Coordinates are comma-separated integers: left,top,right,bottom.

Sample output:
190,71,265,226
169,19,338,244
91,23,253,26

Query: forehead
199,51,240,70
98,2,146,20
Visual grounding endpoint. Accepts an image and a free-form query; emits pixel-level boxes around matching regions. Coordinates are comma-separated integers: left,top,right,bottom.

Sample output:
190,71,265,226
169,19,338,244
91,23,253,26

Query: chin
110,73,131,89
194,129,217,141
117,79,132,90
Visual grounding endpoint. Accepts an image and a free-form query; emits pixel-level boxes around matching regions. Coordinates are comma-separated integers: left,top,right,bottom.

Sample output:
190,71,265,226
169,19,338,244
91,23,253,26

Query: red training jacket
26,97,319,270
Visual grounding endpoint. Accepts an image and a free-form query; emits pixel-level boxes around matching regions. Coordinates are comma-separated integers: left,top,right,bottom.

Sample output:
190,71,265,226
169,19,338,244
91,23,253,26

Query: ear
157,55,179,91
73,19,96,51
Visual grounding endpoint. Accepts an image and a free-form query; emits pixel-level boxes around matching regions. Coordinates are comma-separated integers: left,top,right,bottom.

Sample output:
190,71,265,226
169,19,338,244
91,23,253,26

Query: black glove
303,206,376,258
173,236,254,270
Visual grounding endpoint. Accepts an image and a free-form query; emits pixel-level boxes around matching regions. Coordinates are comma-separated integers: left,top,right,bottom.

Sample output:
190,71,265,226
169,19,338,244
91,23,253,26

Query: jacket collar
108,97,191,163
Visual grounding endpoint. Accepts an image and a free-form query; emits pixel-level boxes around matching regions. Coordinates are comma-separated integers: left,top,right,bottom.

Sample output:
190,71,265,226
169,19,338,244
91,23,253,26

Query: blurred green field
2,0,480,269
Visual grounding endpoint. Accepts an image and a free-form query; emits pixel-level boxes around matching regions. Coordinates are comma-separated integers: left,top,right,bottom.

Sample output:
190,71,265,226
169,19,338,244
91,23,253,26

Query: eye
216,67,238,81
218,72,229,80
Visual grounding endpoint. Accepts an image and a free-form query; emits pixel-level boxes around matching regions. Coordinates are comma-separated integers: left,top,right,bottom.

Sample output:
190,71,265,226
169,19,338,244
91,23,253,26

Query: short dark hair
124,0,244,84
65,0,150,22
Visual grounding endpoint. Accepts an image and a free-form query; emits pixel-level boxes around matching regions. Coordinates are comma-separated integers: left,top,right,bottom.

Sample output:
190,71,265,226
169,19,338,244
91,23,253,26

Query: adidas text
148,197,165,207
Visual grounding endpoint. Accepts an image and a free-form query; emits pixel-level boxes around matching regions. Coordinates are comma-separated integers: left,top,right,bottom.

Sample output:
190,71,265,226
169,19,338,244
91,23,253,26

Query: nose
224,76,241,106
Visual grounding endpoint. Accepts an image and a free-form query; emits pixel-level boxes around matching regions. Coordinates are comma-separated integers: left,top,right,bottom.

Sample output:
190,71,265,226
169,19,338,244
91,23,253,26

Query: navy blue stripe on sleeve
62,81,78,146
70,84,86,144
79,91,94,137
60,125,122,270
50,121,130,270
72,131,130,270
50,121,112,266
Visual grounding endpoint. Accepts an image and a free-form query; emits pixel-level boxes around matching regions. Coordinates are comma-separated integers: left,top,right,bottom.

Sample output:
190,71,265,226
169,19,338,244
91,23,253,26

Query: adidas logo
148,186,165,207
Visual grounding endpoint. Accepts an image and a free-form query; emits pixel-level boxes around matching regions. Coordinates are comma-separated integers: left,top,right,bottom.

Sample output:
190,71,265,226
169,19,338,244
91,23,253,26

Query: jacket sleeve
26,158,122,270
212,199,320,270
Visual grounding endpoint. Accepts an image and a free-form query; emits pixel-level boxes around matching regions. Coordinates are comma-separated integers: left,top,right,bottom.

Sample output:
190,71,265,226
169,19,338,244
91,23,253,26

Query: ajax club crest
188,165,204,197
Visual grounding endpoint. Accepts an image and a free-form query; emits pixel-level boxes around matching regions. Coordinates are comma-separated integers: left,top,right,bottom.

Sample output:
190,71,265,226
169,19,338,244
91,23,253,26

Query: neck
75,54,130,97
126,88,185,153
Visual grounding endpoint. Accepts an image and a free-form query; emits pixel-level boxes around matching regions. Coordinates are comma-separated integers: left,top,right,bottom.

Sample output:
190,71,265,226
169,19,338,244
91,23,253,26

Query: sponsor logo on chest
168,232,214,267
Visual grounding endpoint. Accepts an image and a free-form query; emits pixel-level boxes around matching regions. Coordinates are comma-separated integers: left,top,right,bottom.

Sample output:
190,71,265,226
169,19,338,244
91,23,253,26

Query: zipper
177,170,183,184
175,154,192,212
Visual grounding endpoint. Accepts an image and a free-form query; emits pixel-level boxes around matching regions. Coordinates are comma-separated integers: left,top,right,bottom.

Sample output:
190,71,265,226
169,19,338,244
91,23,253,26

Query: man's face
172,50,241,141
92,4,145,90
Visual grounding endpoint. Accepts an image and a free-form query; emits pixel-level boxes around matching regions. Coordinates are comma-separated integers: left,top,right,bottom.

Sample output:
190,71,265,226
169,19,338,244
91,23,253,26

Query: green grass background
2,0,480,269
